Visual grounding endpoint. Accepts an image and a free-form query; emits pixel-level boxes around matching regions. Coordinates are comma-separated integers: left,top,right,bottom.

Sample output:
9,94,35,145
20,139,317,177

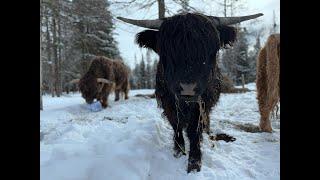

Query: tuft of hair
217,25,237,48
135,30,158,52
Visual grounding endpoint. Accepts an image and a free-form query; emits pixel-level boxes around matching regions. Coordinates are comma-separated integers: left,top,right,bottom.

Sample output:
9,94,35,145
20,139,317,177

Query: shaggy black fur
136,13,237,173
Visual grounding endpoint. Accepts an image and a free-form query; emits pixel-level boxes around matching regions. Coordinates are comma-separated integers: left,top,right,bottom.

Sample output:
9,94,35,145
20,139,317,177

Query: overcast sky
110,0,280,68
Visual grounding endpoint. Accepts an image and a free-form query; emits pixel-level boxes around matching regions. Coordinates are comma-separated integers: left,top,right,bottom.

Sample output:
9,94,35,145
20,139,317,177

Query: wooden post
241,74,245,89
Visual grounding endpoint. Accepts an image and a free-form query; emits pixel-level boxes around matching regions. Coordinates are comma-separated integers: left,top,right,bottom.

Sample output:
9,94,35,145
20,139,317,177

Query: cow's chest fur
155,63,222,128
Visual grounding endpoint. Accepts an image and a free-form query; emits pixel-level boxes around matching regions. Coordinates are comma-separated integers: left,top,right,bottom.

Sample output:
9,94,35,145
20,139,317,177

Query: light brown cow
256,33,280,132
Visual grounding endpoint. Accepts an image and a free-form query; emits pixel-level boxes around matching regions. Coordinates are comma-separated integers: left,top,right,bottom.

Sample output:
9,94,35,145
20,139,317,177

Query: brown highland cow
72,56,130,108
256,33,280,132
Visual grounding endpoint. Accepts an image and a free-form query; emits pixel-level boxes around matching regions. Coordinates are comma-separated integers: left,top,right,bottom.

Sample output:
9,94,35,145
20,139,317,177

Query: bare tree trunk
224,0,227,17
57,9,63,96
40,59,43,110
52,17,58,96
45,10,55,97
230,2,233,16
52,16,61,97
50,0,63,97
40,0,43,110
157,0,165,18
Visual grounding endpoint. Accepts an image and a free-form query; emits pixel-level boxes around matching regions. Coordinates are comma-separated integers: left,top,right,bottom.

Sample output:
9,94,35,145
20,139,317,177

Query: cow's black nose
179,83,197,96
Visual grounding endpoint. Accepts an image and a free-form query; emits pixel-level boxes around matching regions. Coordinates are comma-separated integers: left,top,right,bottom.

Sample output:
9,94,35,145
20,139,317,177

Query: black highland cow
118,13,262,173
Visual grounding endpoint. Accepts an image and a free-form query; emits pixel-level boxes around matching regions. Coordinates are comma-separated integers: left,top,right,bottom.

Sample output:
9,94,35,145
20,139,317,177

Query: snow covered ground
40,83,280,180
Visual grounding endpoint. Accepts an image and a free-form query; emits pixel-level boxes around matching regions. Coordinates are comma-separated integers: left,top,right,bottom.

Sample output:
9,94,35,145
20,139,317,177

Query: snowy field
40,83,280,180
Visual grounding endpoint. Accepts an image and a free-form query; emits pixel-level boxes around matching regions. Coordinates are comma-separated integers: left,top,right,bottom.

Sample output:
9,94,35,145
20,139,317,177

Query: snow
40,83,279,180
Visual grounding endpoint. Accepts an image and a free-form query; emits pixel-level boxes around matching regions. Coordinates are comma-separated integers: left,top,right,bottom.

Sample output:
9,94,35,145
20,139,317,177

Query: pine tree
151,58,158,88
270,10,279,34
134,64,141,89
245,27,264,83
72,0,121,75
139,54,147,89
221,27,250,85
234,28,250,84
249,32,261,81
145,50,152,88
41,0,122,96
130,54,141,89
41,0,67,97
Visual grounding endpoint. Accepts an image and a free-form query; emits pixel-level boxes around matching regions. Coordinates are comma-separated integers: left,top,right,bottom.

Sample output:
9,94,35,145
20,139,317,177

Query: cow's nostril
180,83,197,96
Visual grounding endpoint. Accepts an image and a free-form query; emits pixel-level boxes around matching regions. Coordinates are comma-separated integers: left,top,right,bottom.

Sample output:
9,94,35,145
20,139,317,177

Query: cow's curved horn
208,13,263,25
69,79,80,84
117,17,163,29
97,78,114,84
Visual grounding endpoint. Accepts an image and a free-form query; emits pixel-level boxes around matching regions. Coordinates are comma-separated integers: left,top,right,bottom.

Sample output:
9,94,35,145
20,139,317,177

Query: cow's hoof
173,147,186,158
101,103,108,108
187,159,201,173
259,127,273,133
174,150,186,158
259,122,273,133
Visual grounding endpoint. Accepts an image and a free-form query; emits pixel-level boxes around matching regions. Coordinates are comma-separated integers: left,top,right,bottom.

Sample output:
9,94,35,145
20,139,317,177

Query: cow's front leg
101,85,113,108
186,119,203,173
115,89,120,101
173,126,186,158
168,109,186,158
100,96,107,108
100,92,110,108
203,114,211,135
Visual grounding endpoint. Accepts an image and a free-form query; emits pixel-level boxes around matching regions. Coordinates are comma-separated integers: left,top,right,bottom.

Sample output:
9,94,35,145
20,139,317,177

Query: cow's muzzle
180,83,197,96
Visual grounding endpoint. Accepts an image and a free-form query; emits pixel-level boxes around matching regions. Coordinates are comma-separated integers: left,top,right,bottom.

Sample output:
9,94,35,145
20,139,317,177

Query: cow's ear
135,30,159,53
216,25,237,48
